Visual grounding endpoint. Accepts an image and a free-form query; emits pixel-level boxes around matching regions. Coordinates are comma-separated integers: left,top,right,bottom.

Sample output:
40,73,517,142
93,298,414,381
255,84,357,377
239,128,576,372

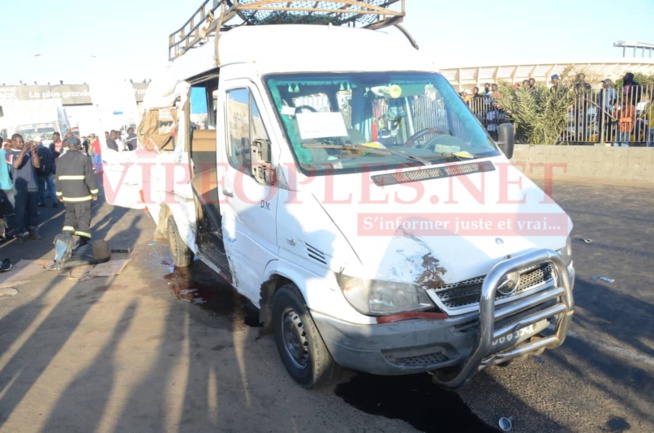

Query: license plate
491,323,539,348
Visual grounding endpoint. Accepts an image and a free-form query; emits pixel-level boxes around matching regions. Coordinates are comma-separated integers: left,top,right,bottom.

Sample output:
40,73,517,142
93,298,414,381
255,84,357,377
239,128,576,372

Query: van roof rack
169,0,406,61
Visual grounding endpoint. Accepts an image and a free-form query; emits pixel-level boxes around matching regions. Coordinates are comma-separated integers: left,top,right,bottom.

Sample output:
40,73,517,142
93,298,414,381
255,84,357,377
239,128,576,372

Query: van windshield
16,124,57,141
265,72,500,176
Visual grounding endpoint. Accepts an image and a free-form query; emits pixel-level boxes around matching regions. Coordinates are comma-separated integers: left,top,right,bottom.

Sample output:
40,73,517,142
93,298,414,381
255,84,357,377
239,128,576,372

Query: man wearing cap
55,136,99,246
549,74,561,92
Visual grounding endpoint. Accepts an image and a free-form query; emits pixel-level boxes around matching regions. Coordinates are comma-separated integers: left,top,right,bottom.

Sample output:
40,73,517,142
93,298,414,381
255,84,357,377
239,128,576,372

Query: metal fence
467,83,654,145
467,96,508,141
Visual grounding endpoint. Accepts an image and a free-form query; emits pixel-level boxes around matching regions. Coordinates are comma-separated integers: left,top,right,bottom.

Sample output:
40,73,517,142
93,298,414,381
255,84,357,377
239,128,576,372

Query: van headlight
335,273,435,316
557,236,573,267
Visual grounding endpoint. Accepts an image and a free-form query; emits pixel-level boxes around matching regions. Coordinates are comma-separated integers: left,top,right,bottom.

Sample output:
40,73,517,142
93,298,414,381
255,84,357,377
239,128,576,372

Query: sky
2,0,653,85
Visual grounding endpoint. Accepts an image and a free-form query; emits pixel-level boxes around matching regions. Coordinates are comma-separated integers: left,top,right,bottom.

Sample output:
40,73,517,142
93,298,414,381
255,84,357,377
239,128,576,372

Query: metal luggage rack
169,0,406,60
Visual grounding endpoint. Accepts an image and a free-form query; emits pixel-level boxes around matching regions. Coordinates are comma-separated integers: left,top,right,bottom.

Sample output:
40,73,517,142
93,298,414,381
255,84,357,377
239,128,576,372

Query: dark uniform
55,137,99,242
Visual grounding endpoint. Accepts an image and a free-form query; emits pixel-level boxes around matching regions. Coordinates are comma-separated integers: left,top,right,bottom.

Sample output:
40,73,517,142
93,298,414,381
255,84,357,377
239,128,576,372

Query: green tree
494,77,577,145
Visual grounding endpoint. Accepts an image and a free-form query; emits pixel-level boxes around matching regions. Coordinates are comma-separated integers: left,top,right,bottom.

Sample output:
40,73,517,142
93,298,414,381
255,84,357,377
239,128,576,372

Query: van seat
191,129,217,174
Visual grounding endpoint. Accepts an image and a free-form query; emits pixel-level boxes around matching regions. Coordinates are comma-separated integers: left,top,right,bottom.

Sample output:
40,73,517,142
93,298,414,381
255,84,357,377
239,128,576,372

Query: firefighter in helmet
55,136,99,246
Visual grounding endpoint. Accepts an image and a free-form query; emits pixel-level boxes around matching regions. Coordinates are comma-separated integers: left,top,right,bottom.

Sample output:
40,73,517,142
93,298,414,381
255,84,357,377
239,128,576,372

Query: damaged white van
107,0,574,388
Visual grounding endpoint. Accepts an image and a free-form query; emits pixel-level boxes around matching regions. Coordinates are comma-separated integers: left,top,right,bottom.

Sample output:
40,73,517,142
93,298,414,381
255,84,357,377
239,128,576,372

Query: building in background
0,82,149,139
440,58,654,91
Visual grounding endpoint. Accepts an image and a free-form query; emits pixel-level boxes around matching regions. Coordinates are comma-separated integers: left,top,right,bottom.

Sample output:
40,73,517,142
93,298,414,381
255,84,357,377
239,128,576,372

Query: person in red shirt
89,133,102,172
615,98,636,147
49,132,65,162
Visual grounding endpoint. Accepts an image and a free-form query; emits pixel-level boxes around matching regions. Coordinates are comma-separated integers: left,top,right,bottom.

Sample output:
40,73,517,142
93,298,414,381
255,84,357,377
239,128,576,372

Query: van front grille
428,263,555,315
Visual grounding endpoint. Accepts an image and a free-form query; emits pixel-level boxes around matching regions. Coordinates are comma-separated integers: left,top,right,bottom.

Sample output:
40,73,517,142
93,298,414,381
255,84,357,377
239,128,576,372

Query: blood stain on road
335,373,499,433
164,263,261,328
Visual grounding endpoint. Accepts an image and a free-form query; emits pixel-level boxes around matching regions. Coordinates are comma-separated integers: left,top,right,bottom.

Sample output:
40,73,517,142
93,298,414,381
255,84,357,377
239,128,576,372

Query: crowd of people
459,82,507,139
105,127,138,153
459,72,654,147
0,130,103,248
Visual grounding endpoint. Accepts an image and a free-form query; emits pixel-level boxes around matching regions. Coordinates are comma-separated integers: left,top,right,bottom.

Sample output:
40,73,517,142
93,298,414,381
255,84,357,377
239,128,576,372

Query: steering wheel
404,127,448,148
294,105,317,114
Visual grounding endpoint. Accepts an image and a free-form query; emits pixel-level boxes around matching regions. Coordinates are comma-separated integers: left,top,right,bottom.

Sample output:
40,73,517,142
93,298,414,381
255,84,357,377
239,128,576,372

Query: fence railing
467,83,654,145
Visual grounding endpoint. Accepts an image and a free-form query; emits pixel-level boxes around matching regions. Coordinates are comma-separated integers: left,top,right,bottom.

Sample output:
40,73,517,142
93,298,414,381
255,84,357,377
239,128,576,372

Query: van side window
227,88,250,171
226,88,271,175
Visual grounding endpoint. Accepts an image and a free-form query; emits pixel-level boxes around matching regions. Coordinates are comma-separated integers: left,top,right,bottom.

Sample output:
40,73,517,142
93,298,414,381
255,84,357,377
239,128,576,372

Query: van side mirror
251,138,275,185
496,123,515,159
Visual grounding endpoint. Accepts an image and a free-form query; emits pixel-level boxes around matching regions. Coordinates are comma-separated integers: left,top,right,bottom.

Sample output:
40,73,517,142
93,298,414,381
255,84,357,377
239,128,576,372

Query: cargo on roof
168,0,406,60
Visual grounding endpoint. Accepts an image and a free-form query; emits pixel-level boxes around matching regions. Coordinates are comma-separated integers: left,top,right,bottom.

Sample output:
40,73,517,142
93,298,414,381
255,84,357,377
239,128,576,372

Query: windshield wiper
385,148,432,166
426,151,476,162
302,142,390,155
302,142,431,166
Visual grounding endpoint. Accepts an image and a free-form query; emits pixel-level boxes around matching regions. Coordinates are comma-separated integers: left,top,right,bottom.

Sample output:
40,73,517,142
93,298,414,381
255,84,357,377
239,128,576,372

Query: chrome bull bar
432,249,574,388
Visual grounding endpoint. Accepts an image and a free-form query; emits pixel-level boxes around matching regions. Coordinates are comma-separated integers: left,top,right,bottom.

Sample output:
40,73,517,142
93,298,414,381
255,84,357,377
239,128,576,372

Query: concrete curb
511,144,654,186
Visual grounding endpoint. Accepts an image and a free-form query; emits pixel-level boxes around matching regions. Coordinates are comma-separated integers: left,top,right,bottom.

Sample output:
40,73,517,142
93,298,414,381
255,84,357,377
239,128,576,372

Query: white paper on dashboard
296,112,348,140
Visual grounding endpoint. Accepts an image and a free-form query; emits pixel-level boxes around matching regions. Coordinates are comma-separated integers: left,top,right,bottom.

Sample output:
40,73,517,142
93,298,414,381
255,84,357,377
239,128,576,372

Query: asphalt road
0,179,652,433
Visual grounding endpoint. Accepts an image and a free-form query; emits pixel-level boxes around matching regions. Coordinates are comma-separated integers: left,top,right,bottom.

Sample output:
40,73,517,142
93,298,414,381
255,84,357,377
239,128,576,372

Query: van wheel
272,284,338,388
167,216,192,268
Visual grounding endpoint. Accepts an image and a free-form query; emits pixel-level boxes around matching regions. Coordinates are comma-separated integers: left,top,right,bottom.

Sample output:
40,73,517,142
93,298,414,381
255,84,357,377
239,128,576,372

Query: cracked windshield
266,73,500,175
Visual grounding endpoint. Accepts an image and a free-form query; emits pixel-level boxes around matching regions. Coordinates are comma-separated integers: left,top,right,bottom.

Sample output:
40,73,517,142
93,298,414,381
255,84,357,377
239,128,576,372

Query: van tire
167,216,192,268
272,284,338,388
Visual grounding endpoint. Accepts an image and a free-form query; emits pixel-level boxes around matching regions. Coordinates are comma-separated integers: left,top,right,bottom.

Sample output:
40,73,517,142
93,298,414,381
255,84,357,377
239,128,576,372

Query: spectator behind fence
622,73,642,104
472,86,482,98
615,97,636,147
573,73,592,140
491,83,501,100
550,74,561,92
528,78,536,90
598,78,617,143
461,89,471,104
645,94,654,147
574,73,591,92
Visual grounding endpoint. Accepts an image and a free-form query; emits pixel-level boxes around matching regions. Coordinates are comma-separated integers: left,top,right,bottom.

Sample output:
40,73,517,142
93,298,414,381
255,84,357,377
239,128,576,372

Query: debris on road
591,276,615,283
149,242,157,246
68,265,95,280
78,259,132,281
0,287,18,298
575,238,593,244
498,416,513,431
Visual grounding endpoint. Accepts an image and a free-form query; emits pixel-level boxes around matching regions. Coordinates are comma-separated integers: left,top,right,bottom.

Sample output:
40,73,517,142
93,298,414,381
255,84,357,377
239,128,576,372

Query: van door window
190,81,218,173
226,88,272,183
226,88,251,171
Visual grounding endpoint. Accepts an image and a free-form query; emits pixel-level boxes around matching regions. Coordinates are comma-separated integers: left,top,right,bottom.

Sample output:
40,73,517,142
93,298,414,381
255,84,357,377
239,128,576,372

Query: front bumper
311,249,575,386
